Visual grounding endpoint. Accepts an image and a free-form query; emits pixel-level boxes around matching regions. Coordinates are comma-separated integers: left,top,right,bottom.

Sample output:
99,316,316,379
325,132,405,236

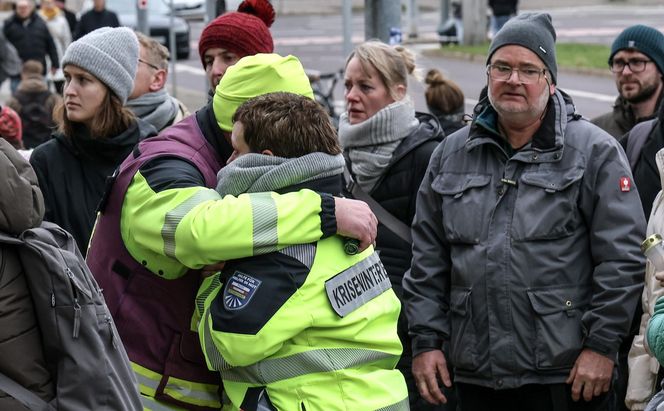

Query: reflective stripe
133,362,162,397
162,190,219,258
140,394,186,411
221,348,398,385
131,362,221,409
376,397,410,411
279,243,316,269
164,375,221,408
202,307,232,371
250,193,279,255
196,274,221,318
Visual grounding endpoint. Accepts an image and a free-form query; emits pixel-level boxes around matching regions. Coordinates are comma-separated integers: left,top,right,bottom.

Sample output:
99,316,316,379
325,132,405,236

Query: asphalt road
3,4,660,120
166,4,664,120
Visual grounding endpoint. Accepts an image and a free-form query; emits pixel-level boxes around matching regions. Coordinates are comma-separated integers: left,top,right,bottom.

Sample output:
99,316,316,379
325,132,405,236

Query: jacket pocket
431,173,492,244
527,285,590,370
448,287,479,370
512,167,583,241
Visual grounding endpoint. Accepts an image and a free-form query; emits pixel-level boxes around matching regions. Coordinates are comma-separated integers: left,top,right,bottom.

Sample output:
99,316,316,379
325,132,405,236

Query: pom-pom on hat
198,0,275,67
609,25,664,76
213,53,314,132
61,27,139,104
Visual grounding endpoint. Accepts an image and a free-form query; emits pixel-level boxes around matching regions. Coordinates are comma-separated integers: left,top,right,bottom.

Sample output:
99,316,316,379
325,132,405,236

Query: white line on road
174,69,615,104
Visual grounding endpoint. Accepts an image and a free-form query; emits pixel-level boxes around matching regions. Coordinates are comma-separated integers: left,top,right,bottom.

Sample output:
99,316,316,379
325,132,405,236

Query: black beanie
486,12,558,84
609,25,664,76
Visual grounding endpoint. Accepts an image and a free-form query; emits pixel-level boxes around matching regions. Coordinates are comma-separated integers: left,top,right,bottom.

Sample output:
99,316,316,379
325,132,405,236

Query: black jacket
3,12,59,71
345,112,444,296
74,9,120,40
30,119,157,254
621,101,664,218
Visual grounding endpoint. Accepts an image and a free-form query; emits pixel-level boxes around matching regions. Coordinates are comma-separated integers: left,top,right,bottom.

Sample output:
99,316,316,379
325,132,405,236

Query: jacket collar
466,89,575,162
195,100,233,164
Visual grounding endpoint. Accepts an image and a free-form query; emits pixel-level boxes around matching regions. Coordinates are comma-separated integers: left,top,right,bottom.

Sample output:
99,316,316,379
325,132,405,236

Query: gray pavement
2,0,663,112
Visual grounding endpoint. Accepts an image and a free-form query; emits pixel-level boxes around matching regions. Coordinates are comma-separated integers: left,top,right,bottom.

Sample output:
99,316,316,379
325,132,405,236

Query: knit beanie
62,27,139,104
0,105,23,148
213,54,314,132
198,0,275,67
609,25,664,75
486,12,558,84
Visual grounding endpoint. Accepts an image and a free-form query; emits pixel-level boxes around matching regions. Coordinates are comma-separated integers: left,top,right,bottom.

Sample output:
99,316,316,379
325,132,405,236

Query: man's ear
150,69,167,92
549,82,556,96
261,149,274,156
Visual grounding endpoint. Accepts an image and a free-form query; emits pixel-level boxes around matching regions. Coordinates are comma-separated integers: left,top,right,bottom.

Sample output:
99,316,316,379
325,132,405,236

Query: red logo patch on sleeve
620,176,631,192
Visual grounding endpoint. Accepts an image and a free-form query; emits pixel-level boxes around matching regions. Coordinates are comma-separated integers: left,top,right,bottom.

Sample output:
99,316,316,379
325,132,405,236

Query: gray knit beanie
610,25,664,76
62,27,139,104
486,12,558,84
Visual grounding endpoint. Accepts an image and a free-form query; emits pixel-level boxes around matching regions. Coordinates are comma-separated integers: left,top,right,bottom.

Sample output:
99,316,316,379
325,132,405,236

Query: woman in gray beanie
29,27,157,255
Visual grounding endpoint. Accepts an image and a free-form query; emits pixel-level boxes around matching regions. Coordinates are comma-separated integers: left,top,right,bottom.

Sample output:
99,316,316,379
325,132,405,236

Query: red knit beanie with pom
198,0,275,66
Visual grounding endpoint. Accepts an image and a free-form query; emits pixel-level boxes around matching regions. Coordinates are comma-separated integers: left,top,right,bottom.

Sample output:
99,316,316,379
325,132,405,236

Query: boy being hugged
196,92,408,411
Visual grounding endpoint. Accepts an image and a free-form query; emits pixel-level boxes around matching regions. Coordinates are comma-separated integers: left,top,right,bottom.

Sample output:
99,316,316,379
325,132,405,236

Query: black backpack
0,222,142,411
14,90,54,149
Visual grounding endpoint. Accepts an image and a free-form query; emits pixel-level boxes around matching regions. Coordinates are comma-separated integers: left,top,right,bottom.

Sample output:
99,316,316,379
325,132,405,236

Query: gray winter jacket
403,89,646,389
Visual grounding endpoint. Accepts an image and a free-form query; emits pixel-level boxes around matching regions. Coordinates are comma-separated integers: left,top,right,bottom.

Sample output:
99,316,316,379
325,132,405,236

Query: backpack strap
626,119,658,169
0,371,52,411
342,167,412,243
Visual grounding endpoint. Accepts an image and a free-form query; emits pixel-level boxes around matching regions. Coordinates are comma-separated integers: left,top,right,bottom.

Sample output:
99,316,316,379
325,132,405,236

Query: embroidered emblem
223,272,261,310
539,46,547,54
620,176,631,192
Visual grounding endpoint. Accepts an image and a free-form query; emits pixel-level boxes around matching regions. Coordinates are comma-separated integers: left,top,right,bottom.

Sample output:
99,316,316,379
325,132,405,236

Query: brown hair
424,68,465,115
54,84,135,140
232,92,341,158
135,31,170,70
345,41,416,100
21,60,44,78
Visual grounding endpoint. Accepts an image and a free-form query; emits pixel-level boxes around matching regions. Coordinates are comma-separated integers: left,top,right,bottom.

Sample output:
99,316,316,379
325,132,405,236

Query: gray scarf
339,100,419,192
126,89,178,132
216,152,345,196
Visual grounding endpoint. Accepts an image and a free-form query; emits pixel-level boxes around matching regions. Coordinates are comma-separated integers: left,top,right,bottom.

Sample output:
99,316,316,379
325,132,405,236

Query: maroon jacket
87,114,224,410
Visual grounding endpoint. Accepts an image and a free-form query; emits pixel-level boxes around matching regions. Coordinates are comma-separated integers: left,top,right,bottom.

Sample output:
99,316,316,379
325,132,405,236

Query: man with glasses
126,32,189,132
403,13,645,411
592,25,664,140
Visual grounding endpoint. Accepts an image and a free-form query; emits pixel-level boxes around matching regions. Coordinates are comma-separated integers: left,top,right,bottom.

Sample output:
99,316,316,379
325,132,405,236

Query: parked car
172,0,241,20
112,0,191,60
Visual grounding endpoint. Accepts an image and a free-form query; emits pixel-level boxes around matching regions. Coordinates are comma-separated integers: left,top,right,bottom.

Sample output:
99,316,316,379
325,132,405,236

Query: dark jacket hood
0,139,44,234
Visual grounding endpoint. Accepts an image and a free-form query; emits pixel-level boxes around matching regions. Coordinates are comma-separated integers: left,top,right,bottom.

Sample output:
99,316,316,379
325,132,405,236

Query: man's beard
624,80,661,104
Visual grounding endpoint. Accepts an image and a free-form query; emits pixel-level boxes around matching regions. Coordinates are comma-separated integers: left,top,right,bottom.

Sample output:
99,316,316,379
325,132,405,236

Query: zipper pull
73,299,81,339
106,315,117,349
51,292,56,307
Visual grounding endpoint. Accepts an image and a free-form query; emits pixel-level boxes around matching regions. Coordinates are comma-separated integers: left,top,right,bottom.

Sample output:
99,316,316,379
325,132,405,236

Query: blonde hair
345,41,416,100
135,32,170,70
424,68,464,115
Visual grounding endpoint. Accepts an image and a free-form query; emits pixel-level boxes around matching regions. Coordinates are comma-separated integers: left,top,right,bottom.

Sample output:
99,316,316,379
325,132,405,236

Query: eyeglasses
609,59,651,73
138,58,161,71
487,64,547,84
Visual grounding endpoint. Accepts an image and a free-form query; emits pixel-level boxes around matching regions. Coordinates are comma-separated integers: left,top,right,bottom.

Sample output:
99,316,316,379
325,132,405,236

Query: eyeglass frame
138,58,162,71
486,63,548,84
609,58,652,73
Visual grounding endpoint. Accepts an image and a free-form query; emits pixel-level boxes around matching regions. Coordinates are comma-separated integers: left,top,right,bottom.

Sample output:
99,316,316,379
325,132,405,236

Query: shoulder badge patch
325,252,392,317
223,271,262,310
620,176,631,192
